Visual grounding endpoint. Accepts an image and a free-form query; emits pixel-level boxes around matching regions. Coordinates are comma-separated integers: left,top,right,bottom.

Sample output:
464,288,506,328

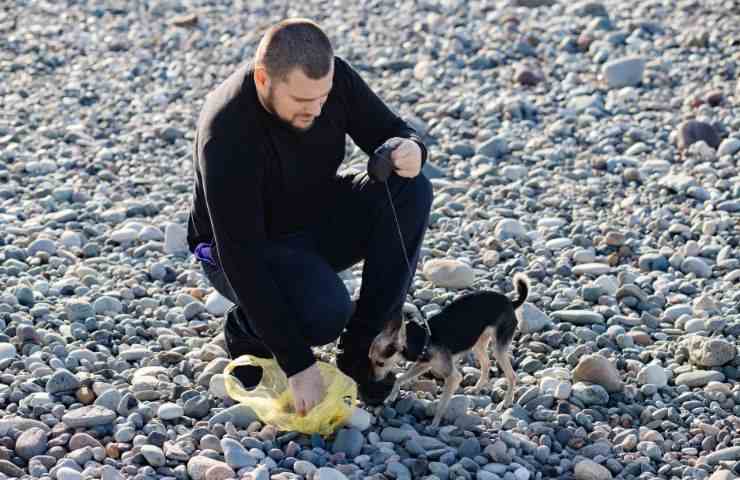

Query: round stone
15,427,48,460
158,402,184,420
637,364,668,388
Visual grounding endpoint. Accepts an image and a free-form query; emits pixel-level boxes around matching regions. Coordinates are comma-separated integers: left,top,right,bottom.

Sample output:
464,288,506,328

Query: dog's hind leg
431,354,462,428
472,328,492,393
492,344,517,410
387,361,431,403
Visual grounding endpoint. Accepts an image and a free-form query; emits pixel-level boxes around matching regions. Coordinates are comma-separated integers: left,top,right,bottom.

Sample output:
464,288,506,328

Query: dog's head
368,311,407,381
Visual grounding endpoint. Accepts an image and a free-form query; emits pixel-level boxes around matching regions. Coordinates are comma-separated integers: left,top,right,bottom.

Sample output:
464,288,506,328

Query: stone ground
0,0,739,479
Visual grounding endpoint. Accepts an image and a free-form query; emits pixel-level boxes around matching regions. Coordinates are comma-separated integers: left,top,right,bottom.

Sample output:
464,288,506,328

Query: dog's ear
395,321,407,350
382,309,403,334
379,310,406,353
379,324,406,358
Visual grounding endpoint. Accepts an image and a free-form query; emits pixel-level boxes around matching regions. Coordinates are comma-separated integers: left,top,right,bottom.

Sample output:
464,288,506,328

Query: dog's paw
466,384,490,396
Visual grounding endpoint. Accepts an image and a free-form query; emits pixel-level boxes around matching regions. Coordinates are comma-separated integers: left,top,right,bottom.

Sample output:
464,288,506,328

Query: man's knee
303,293,353,346
263,246,353,346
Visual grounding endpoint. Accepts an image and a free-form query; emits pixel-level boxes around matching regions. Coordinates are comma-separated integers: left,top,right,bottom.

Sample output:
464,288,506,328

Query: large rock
573,354,623,392
717,138,740,157
208,404,258,429
205,291,232,316
494,219,528,241
69,433,103,450
15,427,48,460
423,259,475,289
637,364,668,388
221,437,255,469
197,358,230,387
0,343,17,362
28,238,57,256
346,407,372,431
572,382,609,406
187,456,231,480
574,459,613,480
688,336,736,367
62,406,117,428
0,460,25,478
708,470,736,480
141,445,166,467
681,256,712,278
205,464,236,480
46,369,80,394
476,136,509,159
675,370,725,388
93,296,123,314
332,428,365,458
316,467,349,480
0,417,51,436
602,57,646,88
573,263,613,276
704,447,740,465
65,300,95,322
518,302,551,333
552,310,605,325
164,223,189,254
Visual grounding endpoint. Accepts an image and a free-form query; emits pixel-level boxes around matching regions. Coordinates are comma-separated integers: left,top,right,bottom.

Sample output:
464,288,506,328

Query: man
187,18,432,415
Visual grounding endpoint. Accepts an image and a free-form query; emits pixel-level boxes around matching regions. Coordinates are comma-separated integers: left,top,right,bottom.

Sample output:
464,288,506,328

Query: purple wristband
194,242,216,265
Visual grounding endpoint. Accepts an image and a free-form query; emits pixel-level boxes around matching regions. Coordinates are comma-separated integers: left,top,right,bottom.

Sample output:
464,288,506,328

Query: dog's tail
493,273,529,354
511,272,530,310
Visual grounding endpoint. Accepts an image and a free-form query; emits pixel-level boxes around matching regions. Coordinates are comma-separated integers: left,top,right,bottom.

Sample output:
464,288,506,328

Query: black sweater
186,55,427,378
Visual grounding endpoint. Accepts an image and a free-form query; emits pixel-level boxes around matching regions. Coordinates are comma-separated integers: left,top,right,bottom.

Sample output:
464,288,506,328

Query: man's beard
264,87,314,134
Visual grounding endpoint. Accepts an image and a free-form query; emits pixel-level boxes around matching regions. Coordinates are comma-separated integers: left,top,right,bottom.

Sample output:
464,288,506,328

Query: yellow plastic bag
223,355,357,436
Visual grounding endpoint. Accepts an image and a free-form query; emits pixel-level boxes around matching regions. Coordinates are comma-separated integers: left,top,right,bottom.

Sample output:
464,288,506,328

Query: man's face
262,66,333,133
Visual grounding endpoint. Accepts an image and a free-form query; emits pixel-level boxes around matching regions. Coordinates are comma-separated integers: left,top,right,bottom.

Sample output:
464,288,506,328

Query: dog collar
404,319,432,362
418,329,431,362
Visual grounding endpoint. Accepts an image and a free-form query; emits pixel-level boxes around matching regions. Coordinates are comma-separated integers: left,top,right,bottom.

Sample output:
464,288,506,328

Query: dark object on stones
515,64,544,86
677,120,720,150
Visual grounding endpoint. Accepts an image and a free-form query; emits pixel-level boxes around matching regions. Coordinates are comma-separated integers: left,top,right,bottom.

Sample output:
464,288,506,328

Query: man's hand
288,362,326,416
387,138,422,178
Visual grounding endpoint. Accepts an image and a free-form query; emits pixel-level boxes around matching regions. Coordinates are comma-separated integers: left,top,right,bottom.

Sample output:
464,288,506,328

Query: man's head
253,18,334,133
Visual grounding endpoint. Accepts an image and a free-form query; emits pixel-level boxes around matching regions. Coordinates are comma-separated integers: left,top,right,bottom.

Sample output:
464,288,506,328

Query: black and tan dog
368,272,529,427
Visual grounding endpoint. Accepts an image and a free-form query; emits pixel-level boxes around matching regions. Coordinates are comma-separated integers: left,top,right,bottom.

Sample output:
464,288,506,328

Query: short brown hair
254,18,334,82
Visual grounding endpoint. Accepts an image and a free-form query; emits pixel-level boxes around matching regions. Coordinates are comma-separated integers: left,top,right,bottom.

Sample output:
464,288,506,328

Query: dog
368,272,529,427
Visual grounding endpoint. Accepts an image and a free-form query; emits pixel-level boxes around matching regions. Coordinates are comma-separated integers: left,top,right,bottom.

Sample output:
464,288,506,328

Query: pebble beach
1,1,740,479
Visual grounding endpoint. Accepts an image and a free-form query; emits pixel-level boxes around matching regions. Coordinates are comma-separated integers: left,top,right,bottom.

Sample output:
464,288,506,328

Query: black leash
371,142,432,360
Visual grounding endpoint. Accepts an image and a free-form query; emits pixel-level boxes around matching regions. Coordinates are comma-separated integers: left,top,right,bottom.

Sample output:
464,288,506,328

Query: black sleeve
199,136,315,378
339,57,428,168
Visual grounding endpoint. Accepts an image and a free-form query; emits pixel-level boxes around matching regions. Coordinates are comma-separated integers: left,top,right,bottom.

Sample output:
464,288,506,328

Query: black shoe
336,321,394,406
223,306,272,389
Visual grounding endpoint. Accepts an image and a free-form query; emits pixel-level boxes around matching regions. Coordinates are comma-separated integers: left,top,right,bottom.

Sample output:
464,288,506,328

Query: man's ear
254,66,270,90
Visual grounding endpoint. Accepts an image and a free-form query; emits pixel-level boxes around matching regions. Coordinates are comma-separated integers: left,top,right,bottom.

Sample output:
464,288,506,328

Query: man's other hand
288,362,326,416
388,138,422,178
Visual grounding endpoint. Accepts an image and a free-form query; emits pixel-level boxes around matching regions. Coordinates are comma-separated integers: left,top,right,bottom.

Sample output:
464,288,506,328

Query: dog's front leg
387,361,431,403
431,367,462,428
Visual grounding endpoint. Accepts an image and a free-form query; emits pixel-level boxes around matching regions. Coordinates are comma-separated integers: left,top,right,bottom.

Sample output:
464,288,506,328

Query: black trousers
200,171,433,360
